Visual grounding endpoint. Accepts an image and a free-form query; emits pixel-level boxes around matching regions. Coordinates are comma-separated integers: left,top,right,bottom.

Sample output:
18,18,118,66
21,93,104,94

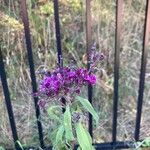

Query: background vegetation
0,0,150,149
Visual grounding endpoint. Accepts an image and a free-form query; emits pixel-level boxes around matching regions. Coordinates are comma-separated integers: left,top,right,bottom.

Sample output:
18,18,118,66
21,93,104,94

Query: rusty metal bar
86,0,93,138
0,48,20,150
134,0,150,141
20,0,45,148
53,0,63,67
53,0,66,112
112,0,123,143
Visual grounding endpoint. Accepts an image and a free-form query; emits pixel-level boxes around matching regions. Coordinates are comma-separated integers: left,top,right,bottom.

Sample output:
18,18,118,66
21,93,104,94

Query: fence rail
0,0,150,149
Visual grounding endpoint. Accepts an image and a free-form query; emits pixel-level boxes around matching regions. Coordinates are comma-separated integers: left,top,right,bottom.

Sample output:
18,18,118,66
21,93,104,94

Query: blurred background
0,0,150,149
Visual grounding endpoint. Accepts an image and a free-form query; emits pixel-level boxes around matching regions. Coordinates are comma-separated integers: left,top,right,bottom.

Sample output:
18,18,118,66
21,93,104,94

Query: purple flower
68,71,76,78
89,74,96,85
38,99,46,108
35,43,104,108
37,66,97,104
75,88,80,94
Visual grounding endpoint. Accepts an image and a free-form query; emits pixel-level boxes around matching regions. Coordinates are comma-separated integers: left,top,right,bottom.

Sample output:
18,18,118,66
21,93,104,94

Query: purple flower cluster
39,67,96,98
36,43,105,108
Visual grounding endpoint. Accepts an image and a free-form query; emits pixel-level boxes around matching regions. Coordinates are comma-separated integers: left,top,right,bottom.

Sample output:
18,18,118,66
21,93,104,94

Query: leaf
84,127,92,144
56,125,64,144
0,146,5,150
15,140,24,150
77,147,81,150
50,128,58,143
143,137,150,147
75,122,94,150
136,141,142,146
47,105,62,122
76,96,99,125
53,127,66,150
63,105,74,141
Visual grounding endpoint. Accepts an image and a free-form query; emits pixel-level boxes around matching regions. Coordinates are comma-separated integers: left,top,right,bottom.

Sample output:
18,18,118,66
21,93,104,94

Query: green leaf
47,105,62,122
56,125,65,144
0,146,5,150
15,140,24,150
136,141,142,146
63,105,74,141
50,128,58,145
76,96,99,125
75,122,94,150
143,137,150,147
77,147,81,150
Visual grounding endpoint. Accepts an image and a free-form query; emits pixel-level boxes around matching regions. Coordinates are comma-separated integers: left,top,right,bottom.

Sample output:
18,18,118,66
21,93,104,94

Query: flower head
38,66,96,100
36,43,104,107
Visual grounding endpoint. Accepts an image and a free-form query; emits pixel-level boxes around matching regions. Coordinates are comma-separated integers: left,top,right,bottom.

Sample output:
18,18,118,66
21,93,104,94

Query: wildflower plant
36,44,104,150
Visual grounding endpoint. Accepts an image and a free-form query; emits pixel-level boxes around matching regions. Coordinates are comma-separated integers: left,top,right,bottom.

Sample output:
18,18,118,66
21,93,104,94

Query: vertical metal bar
0,48,20,150
86,0,93,138
53,0,63,67
53,0,66,113
112,0,123,143
134,0,150,141
20,0,45,148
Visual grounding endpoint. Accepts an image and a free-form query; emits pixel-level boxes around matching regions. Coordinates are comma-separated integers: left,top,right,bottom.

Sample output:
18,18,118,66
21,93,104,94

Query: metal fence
0,0,150,149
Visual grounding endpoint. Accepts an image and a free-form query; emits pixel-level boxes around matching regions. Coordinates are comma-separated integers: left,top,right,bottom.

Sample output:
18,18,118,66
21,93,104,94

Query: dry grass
0,0,150,149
